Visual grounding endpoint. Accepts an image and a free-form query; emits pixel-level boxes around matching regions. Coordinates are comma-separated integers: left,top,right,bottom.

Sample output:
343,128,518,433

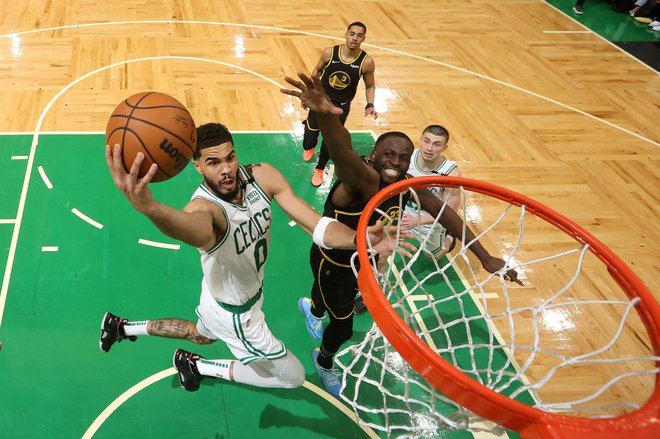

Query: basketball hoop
344,176,660,438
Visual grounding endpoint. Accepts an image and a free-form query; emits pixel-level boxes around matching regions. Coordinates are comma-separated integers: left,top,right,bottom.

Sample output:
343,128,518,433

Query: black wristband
365,103,374,109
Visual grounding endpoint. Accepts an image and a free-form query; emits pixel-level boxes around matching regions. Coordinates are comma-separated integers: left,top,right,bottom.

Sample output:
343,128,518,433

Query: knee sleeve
269,351,305,388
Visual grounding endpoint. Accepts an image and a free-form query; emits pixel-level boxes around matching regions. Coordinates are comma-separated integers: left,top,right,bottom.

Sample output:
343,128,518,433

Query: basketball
106,92,197,182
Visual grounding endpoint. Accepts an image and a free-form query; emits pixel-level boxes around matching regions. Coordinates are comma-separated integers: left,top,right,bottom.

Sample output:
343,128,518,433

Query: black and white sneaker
99,312,137,353
173,349,204,392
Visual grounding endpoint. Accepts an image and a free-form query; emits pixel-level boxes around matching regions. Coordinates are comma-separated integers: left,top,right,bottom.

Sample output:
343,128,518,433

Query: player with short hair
401,124,461,260
100,122,403,392
302,21,377,187
281,73,522,396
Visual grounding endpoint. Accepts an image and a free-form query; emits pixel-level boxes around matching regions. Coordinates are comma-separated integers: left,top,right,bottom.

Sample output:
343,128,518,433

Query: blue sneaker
311,347,341,397
298,297,324,339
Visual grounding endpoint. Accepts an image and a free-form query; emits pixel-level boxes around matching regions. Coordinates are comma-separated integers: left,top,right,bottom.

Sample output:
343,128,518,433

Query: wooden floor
0,0,658,436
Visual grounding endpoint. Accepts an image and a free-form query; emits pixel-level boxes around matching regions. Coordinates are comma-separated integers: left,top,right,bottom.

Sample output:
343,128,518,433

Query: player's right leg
99,312,214,353
302,113,320,162
308,256,357,396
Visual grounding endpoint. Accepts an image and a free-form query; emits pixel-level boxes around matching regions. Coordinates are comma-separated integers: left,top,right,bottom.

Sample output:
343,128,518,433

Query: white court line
0,55,366,434
0,219,16,224
41,246,59,252
0,18,651,435
0,20,656,144
11,156,28,160
541,1,659,74
288,220,296,227
81,369,379,439
450,257,538,404
542,30,591,34
137,238,180,250
71,208,104,229
392,263,439,352
409,292,498,300
37,166,53,189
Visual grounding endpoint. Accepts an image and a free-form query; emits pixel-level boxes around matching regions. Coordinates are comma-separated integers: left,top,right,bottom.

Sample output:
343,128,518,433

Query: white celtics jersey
191,166,272,306
405,149,458,215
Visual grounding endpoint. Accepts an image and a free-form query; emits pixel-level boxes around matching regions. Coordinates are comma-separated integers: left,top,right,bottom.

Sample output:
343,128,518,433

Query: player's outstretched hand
105,143,158,213
366,221,417,260
481,254,524,286
280,72,343,116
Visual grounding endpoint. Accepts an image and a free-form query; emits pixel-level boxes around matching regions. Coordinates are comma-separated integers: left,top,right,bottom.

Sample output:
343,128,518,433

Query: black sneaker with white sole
173,348,204,392
99,312,137,353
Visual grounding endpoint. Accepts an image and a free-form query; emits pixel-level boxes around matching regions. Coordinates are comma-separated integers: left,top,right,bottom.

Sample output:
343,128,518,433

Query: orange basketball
106,92,197,182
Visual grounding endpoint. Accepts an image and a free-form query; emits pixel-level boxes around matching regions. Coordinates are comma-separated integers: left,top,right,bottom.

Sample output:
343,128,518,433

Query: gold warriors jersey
320,45,368,103
191,166,272,306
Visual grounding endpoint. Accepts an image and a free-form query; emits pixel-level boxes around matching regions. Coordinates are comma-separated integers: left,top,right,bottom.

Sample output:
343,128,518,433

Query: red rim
356,176,660,438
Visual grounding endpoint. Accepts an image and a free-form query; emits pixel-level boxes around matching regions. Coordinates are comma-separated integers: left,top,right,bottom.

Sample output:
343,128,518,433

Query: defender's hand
281,72,343,116
481,254,524,286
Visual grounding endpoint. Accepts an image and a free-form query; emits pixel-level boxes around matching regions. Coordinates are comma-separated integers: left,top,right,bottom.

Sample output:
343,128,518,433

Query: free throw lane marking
138,238,180,250
71,208,104,229
37,166,53,189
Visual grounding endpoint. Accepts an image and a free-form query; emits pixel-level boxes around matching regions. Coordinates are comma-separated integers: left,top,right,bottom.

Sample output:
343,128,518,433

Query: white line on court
0,219,16,224
388,262,500,439
137,238,180,250
41,246,59,252
0,18,652,437
542,30,591,34
541,1,659,75
288,220,296,227
81,369,379,439
0,21,656,145
70,208,104,229
409,292,499,300
37,166,53,189
11,155,28,160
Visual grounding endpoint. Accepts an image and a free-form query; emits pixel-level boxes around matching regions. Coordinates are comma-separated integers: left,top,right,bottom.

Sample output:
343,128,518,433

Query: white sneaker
653,25,660,31
650,21,660,27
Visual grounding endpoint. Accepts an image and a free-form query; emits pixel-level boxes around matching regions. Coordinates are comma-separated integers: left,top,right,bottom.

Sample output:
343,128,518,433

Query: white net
337,180,660,438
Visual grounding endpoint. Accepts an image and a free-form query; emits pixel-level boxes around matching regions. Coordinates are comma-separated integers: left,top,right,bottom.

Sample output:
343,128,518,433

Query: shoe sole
172,350,184,389
173,349,201,392
172,350,190,391
99,312,111,352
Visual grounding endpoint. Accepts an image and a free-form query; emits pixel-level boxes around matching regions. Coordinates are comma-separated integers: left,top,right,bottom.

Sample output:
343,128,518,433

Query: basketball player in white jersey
401,125,461,261
100,122,406,392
